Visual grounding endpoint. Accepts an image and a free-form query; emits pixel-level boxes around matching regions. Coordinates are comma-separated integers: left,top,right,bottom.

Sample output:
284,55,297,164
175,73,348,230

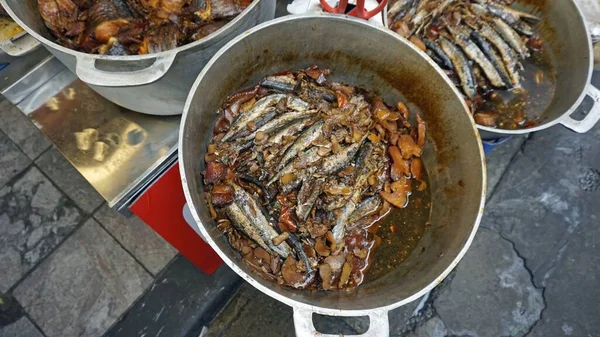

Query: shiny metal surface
180,14,486,336
0,46,54,103
0,30,40,57
478,0,600,139
1,54,62,104
16,68,180,209
1,0,276,115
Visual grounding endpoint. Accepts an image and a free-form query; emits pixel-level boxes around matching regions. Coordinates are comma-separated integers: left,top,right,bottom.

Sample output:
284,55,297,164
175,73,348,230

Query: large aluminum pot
180,14,486,336
0,0,275,115
478,0,600,139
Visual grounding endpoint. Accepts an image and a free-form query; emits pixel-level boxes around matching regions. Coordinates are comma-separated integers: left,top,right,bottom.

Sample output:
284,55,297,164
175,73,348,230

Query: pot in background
0,0,276,115
477,0,600,139
180,14,486,336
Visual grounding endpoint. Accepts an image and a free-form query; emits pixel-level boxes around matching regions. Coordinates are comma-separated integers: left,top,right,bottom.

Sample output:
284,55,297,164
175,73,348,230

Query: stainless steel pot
0,0,275,115
180,14,486,336
476,0,600,139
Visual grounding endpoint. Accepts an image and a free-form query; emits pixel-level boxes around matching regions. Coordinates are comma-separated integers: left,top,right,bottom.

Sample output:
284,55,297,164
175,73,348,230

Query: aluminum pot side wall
180,15,486,314
1,0,276,115
477,0,593,138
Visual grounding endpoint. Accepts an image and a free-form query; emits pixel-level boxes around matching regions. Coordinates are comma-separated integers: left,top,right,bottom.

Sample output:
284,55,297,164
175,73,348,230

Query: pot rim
475,0,593,136
179,13,486,315
0,0,264,61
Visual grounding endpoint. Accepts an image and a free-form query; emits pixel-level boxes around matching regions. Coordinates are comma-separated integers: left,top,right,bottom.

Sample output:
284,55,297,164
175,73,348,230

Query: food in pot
388,0,556,129
203,67,431,291
36,0,251,55
0,5,24,40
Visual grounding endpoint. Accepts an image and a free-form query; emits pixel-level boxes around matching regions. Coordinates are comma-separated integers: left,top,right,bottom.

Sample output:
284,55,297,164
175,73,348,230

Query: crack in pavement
496,230,547,337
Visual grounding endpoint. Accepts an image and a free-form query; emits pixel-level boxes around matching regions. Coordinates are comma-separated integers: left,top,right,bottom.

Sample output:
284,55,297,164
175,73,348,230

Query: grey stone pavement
1,84,600,337
0,97,178,337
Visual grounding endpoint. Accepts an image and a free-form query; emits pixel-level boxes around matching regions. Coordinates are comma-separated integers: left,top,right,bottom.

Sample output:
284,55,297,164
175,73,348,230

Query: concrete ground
1,81,600,336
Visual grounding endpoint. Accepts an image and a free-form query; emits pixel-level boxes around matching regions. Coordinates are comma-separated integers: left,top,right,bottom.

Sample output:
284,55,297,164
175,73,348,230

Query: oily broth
478,40,557,129
365,166,432,283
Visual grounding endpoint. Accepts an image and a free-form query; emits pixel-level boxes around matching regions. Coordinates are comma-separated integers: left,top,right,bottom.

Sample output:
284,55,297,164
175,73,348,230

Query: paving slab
0,166,82,293
35,148,104,214
482,122,600,289
434,228,544,337
484,135,527,201
0,131,30,189
527,203,600,337
0,293,41,337
205,283,298,337
106,256,241,337
13,219,152,337
0,99,50,160
0,317,43,337
94,204,177,276
405,316,447,337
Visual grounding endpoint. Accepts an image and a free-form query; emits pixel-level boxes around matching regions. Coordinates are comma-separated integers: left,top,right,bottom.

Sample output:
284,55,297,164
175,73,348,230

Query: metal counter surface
9,63,180,210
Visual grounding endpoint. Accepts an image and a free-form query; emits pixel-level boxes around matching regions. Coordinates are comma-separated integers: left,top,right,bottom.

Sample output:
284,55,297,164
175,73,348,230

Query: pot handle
75,53,176,87
561,84,600,133
293,308,389,337
0,34,40,57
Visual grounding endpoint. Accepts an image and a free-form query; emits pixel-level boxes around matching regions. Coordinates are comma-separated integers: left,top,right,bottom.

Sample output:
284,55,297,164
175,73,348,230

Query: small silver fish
260,75,298,92
296,174,322,221
221,94,287,142
471,30,513,87
479,24,521,85
493,18,529,58
249,109,317,139
447,24,506,88
286,96,311,111
348,195,383,224
277,120,324,171
475,0,540,23
331,142,373,242
225,202,274,254
424,39,454,69
438,36,477,99
387,0,414,25
318,134,367,175
268,118,312,145
268,147,321,187
230,183,292,257
331,200,357,243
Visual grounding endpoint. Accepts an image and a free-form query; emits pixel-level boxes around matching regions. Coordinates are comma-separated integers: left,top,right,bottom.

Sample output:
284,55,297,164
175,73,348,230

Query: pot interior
539,0,592,122
480,0,592,134
181,15,485,312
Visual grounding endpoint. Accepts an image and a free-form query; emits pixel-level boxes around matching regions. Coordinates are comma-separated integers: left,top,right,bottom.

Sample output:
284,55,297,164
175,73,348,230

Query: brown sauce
365,167,431,282
478,41,557,129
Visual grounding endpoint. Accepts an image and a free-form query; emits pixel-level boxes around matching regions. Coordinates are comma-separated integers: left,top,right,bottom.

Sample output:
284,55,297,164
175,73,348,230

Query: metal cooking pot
477,0,600,139
0,0,275,115
180,14,486,336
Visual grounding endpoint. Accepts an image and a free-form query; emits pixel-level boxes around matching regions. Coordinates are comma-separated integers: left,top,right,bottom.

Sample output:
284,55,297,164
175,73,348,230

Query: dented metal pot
180,15,486,336
0,0,275,115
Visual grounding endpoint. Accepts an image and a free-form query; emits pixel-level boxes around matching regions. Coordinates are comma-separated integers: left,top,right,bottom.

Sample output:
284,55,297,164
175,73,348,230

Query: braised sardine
230,183,292,258
438,36,477,99
221,94,287,142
